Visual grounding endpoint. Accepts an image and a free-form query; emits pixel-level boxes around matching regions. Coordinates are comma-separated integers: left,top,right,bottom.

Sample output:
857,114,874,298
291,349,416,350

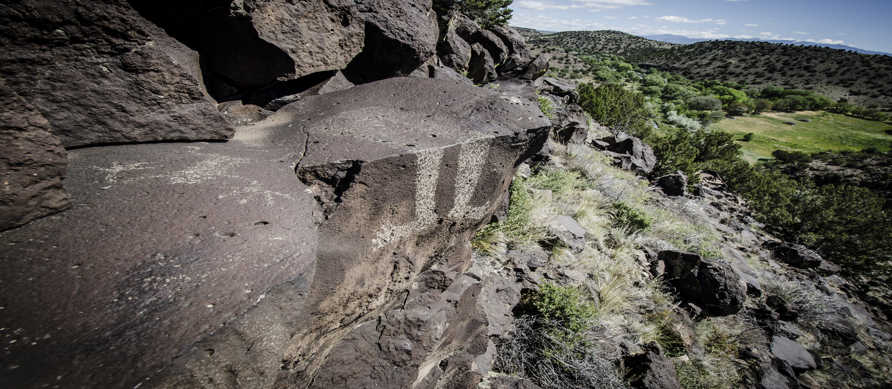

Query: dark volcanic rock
658,250,747,316
0,81,69,231
770,336,817,371
472,29,510,65
0,0,233,147
469,43,498,84
156,78,549,388
552,103,589,144
520,54,551,80
624,345,683,389
769,242,823,269
262,71,355,111
537,77,579,100
1,78,548,388
347,0,439,82
656,171,688,196
545,215,588,253
0,141,320,388
439,22,473,71
594,132,657,174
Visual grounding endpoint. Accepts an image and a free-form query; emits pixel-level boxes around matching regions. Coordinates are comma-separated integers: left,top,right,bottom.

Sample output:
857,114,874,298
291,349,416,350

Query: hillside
525,30,892,110
646,34,892,56
639,40,892,110
526,30,676,57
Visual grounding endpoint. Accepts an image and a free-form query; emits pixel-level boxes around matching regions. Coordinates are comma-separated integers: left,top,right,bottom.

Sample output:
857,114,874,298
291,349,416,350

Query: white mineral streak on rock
448,139,492,220
374,148,444,248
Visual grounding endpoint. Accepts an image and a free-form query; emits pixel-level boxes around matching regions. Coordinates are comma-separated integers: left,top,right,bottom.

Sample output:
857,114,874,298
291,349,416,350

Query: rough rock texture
347,0,439,82
770,336,817,371
0,78,548,388
0,81,69,231
490,25,532,73
593,132,657,174
545,215,588,253
656,171,688,196
519,54,551,80
550,102,589,145
769,242,824,269
472,29,510,65
624,345,683,389
537,77,579,100
0,141,320,388
0,0,233,147
469,43,498,84
658,250,747,316
262,71,355,111
410,59,474,84
439,22,474,71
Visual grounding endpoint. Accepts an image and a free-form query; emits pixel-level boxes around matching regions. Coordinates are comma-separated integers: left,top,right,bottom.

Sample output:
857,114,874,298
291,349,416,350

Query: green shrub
741,133,754,142
452,0,513,28
577,83,652,138
609,202,651,233
472,178,536,253
526,169,590,194
523,283,597,337
687,96,723,111
538,95,555,120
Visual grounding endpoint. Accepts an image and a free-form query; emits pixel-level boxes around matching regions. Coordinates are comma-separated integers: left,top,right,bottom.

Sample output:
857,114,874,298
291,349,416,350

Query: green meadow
714,111,892,163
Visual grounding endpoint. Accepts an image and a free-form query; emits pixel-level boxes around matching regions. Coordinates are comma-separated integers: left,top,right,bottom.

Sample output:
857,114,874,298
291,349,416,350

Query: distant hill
519,28,892,110
638,40,892,109
645,34,892,56
521,30,676,57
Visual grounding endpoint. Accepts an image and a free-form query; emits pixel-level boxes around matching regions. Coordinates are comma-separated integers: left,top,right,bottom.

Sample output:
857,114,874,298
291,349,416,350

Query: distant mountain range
644,34,892,57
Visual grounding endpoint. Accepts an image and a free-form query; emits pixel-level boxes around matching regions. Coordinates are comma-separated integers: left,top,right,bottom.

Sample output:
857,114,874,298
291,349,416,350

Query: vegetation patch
714,111,892,162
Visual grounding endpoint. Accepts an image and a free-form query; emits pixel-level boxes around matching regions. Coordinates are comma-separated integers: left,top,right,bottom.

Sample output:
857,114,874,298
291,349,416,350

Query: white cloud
515,0,652,11
657,15,727,25
793,31,809,35
744,23,759,28
808,38,846,45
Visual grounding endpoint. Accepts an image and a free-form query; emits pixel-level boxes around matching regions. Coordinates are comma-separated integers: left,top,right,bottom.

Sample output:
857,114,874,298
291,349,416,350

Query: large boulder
0,81,69,231
439,22,473,71
0,0,233,147
658,250,747,316
768,242,823,269
656,171,688,197
0,78,549,388
593,132,657,174
770,336,817,372
469,43,498,84
545,215,588,253
552,102,589,144
624,345,683,389
472,29,510,65
181,0,365,94
348,0,440,82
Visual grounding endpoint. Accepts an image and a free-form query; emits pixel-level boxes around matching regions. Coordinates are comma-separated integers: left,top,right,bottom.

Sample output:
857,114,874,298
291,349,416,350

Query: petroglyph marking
448,141,491,221
374,140,492,248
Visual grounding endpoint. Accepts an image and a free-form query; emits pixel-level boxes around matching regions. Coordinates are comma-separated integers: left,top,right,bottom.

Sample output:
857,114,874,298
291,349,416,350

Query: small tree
457,0,513,28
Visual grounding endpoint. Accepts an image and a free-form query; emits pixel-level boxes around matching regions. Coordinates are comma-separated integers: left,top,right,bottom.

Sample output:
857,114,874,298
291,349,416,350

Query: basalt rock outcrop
0,0,234,147
0,77,549,388
0,1,556,388
0,81,69,231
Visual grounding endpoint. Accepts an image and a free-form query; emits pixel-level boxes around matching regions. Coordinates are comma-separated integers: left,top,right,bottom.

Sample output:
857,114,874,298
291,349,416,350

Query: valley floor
714,111,892,162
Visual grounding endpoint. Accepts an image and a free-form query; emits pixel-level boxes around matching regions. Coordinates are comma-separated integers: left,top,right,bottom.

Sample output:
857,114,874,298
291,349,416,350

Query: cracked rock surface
0,77,549,388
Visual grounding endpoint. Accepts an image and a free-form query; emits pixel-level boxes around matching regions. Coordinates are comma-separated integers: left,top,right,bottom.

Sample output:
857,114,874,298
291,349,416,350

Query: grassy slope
714,111,892,162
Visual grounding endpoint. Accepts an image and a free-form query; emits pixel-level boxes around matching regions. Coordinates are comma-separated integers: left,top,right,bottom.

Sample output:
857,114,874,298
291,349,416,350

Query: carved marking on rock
374,140,492,249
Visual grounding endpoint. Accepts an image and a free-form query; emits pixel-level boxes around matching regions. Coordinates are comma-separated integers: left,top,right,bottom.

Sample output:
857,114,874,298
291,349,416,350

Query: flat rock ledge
0,78,549,388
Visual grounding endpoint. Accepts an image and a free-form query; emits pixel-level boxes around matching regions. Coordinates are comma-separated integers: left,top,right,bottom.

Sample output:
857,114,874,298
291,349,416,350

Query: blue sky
510,0,892,52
